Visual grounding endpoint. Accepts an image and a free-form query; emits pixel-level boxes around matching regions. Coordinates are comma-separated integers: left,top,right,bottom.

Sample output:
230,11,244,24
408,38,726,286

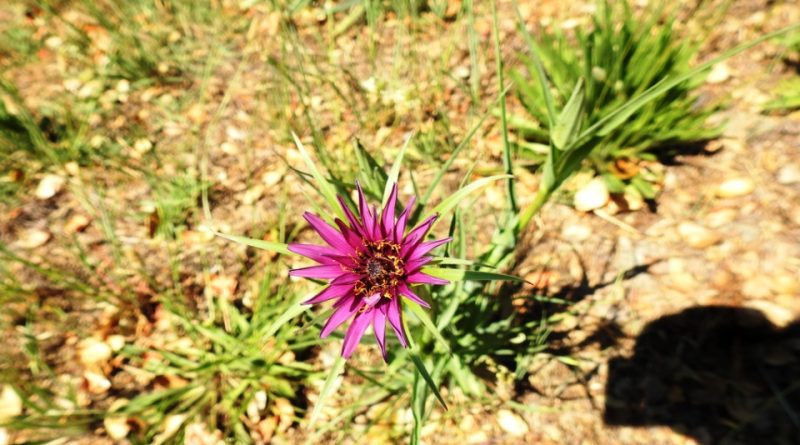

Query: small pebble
776,164,800,185
83,370,111,394
574,178,610,212
64,214,91,234
705,209,736,228
35,174,65,199
562,223,593,242
770,272,798,295
0,386,22,421
16,228,51,249
678,222,720,249
104,416,130,440
77,337,112,367
497,409,529,437
706,62,731,84
716,177,754,198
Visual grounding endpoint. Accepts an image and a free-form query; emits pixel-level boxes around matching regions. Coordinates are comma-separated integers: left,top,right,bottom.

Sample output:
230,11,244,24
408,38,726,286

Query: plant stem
517,186,551,233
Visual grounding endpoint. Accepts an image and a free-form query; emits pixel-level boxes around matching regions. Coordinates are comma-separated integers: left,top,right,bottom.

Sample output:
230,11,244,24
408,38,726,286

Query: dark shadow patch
605,305,800,445
652,139,720,167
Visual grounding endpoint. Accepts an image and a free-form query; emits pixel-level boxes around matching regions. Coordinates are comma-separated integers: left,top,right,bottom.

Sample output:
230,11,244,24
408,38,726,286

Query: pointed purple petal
371,205,381,239
320,295,361,337
334,218,364,250
321,254,359,269
304,284,354,305
404,256,434,274
337,195,365,236
329,272,362,285
401,214,438,257
304,212,354,254
289,264,344,279
397,282,430,308
288,243,339,265
406,271,449,285
342,311,372,358
394,195,416,242
386,297,408,347
373,309,387,360
381,183,398,237
356,183,376,240
406,237,452,262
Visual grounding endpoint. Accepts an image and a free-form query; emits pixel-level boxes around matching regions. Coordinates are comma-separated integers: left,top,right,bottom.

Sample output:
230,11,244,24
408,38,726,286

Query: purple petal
288,243,339,265
394,195,416,242
334,218,363,250
381,183,398,237
404,256,434,274
304,284,354,305
371,205,381,239
304,212,354,254
363,293,382,307
320,295,361,337
289,264,344,279
401,214,438,257
373,309,387,360
329,272,362,285
323,254,359,270
342,311,372,358
357,183,376,240
406,237,452,262
406,271,449,286
337,195,365,236
386,297,408,347
397,282,430,308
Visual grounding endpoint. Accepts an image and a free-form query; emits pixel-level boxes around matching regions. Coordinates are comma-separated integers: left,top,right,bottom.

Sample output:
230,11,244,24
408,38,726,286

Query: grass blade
382,131,414,206
291,131,346,221
491,0,517,213
421,174,511,224
422,267,527,283
429,257,496,268
308,355,346,428
213,232,291,256
406,301,451,354
578,24,799,144
409,351,447,410
263,292,314,339
512,1,556,127
418,84,513,213
552,78,585,150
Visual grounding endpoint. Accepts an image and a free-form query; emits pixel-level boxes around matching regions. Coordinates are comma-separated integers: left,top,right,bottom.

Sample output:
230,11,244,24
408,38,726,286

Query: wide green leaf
552,77,585,150
422,267,526,283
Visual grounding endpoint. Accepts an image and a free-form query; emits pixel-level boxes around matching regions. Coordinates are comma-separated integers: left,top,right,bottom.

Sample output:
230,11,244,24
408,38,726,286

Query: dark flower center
353,240,405,298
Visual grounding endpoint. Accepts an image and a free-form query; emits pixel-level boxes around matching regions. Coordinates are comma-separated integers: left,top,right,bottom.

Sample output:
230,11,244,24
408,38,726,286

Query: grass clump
764,32,800,112
111,271,317,444
509,0,720,199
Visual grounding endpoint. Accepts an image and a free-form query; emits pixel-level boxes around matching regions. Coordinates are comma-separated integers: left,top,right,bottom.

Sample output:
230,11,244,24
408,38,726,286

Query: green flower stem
516,185,551,234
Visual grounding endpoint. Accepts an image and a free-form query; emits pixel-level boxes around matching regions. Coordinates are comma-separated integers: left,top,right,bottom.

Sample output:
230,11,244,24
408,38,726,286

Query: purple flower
288,183,451,360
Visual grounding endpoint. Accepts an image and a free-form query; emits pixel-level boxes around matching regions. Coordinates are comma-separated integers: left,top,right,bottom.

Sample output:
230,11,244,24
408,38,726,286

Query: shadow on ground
605,306,800,445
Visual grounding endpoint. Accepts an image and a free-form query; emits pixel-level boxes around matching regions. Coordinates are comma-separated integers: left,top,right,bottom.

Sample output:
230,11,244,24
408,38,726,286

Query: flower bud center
353,240,404,298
